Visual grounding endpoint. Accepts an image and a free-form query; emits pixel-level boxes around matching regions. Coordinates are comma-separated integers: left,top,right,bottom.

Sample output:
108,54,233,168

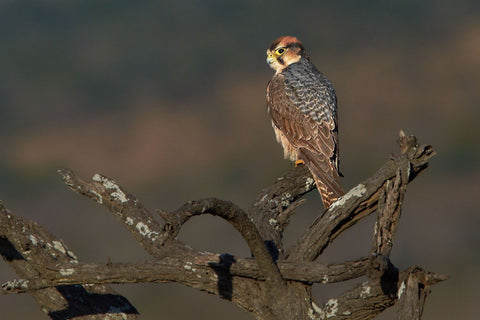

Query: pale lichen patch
90,190,103,204
29,234,38,246
67,250,78,260
278,192,292,207
328,184,366,211
281,192,291,200
308,301,325,320
397,281,406,299
360,284,371,298
305,177,315,190
51,241,67,255
92,174,128,204
321,274,329,284
268,199,279,207
255,194,269,207
59,268,75,276
324,299,338,318
269,218,279,230
136,222,159,241
136,222,150,236
184,262,196,272
311,301,323,314
2,279,29,291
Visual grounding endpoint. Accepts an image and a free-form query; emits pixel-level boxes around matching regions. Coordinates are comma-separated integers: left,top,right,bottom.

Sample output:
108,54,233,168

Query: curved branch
248,165,314,257
164,198,285,286
371,166,407,257
57,171,293,306
0,203,139,319
1,257,370,294
0,132,445,320
287,138,435,262
397,266,449,320
58,169,169,256
315,264,448,320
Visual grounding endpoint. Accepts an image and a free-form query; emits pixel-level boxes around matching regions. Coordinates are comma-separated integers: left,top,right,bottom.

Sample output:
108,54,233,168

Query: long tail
299,149,344,208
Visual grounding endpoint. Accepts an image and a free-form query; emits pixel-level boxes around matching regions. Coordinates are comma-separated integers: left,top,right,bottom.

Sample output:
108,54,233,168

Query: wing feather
267,73,343,207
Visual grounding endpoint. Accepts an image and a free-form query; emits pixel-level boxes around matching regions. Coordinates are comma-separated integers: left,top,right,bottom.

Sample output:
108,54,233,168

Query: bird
266,36,344,208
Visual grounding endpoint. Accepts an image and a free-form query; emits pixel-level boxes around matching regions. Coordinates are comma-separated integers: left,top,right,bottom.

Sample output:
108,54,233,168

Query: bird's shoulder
282,59,333,92
277,58,337,124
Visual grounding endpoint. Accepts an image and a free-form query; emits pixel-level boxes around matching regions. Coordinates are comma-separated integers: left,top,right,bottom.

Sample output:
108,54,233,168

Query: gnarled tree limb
0,203,139,320
162,198,284,285
287,139,435,262
1,257,371,294
0,132,446,320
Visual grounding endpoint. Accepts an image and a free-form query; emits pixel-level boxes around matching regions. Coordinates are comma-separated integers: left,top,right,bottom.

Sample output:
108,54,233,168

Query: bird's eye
275,48,285,55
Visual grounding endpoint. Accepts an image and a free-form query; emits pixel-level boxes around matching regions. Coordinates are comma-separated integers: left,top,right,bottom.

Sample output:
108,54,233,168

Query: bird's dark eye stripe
285,42,306,55
286,42,303,49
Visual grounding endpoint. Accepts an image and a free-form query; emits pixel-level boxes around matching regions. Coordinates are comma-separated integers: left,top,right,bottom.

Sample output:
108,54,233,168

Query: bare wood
0,203,139,320
316,263,448,320
58,169,169,255
287,138,435,262
1,257,370,294
57,172,297,318
0,132,446,320
397,267,449,320
371,167,407,257
158,197,292,311
249,165,314,257
163,198,285,285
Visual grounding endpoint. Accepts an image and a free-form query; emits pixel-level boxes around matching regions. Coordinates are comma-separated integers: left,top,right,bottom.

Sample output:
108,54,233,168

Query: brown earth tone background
0,1,479,319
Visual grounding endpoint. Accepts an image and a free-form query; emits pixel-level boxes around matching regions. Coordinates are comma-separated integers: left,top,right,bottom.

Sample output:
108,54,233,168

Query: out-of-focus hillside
0,1,479,319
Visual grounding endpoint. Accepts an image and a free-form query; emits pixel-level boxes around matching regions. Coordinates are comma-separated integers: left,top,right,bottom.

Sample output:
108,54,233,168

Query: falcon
266,36,344,208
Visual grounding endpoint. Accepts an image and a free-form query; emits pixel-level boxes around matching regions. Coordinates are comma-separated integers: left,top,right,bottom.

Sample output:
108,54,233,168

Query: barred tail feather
299,149,344,208
312,173,342,208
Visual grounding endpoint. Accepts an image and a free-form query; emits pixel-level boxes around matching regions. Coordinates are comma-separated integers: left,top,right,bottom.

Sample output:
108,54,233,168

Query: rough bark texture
0,131,447,319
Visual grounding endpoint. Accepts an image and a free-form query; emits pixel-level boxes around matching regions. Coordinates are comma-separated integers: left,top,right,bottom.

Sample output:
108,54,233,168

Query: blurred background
0,1,479,319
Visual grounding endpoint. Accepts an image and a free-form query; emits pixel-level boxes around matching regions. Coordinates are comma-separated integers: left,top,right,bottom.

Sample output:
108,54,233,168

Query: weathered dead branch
0,203,139,320
0,132,446,320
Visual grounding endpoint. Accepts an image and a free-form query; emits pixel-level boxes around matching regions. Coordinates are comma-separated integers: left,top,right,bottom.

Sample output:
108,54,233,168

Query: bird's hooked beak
266,52,274,65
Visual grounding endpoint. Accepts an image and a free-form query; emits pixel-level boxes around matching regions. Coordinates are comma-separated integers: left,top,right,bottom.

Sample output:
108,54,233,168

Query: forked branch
0,132,445,320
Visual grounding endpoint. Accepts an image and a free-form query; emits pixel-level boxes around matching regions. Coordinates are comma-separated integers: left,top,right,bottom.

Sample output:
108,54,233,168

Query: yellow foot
295,159,305,167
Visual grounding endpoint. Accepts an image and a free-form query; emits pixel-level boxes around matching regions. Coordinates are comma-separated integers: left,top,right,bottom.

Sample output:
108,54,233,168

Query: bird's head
266,36,307,73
